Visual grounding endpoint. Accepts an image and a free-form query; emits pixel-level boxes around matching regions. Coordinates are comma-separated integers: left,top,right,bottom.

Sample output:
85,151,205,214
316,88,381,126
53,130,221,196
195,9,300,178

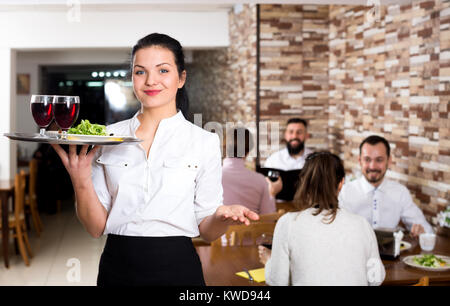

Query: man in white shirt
339,135,433,237
264,118,312,197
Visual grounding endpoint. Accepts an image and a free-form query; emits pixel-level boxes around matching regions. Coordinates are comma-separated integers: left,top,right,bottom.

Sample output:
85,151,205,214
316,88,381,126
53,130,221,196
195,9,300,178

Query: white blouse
91,111,223,237
265,209,385,286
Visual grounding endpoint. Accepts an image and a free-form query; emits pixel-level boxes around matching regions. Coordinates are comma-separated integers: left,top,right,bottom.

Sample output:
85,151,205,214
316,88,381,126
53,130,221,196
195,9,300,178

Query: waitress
51,33,259,286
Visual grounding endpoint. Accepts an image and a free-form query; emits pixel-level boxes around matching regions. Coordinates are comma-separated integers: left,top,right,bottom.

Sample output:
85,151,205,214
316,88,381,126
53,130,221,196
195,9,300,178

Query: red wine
54,103,79,130
31,102,53,127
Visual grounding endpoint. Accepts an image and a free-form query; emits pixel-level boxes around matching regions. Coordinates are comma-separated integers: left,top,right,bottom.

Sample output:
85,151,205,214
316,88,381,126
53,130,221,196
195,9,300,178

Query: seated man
222,127,278,214
264,117,312,197
339,135,433,237
265,117,312,171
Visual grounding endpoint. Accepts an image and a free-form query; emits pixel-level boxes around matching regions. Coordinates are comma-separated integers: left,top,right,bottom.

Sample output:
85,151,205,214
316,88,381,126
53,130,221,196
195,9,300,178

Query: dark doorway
40,65,138,126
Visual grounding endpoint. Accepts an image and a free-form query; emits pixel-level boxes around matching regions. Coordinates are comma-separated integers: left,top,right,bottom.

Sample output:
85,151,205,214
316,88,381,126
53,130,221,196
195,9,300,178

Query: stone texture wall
186,4,257,126
259,4,330,160
329,0,450,215
187,2,449,215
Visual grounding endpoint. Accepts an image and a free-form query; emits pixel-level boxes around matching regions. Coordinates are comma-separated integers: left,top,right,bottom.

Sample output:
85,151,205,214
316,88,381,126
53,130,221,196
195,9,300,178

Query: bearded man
264,118,312,171
264,118,312,197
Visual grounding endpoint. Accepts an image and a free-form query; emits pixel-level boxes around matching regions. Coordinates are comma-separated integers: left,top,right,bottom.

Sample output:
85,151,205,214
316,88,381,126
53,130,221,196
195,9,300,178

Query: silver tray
4,132,142,146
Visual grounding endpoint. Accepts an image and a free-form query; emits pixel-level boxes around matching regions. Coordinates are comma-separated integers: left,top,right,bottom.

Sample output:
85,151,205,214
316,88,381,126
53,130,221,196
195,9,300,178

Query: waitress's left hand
215,205,259,226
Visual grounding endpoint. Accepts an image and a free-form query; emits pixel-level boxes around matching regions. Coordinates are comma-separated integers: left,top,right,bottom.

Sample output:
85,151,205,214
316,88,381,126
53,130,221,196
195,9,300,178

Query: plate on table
400,241,412,252
403,254,450,271
4,132,141,146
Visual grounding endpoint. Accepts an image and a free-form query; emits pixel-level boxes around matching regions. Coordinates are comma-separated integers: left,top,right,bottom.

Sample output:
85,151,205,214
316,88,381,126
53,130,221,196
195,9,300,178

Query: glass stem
39,128,46,137
61,130,67,139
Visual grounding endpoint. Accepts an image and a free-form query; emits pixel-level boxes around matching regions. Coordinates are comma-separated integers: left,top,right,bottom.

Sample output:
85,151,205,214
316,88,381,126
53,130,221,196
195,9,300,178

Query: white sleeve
194,133,223,225
265,214,291,286
399,187,433,233
91,147,112,212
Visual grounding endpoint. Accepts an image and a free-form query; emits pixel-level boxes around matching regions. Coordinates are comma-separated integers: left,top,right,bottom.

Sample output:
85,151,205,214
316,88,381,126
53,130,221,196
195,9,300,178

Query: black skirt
97,234,205,286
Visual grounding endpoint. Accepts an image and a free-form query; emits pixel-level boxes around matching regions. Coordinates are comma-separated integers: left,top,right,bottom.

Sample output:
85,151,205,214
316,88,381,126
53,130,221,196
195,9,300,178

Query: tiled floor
0,200,106,286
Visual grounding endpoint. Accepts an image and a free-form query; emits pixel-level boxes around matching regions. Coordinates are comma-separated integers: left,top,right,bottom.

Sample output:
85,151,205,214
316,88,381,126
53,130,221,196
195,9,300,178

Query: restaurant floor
0,199,106,285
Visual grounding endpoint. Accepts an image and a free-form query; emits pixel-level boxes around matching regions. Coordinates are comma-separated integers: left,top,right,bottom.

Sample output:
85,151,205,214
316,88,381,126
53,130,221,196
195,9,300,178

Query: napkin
236,268,265,283
393,230,404,257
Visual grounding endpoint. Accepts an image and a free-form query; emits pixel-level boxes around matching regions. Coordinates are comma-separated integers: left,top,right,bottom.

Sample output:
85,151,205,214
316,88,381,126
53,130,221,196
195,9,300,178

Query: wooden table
0,179,14,268
383,234,450,285
196,234,450,286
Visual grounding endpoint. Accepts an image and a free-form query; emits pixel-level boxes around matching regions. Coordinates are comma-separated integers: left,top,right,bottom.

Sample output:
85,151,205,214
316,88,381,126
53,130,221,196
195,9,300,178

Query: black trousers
97,234,205,286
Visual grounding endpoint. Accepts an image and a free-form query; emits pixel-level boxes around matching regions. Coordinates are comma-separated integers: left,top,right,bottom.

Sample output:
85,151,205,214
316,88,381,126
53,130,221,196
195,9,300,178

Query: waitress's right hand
51,144,100,187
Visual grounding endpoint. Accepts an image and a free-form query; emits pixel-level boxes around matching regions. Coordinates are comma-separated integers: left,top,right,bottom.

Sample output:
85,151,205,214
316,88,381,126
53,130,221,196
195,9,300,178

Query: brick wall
186,4,256,126
187,2,449,214
259,4,330,160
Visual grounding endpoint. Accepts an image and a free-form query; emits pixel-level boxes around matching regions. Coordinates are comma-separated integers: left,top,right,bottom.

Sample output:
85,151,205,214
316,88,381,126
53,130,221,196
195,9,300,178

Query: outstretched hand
215,205,260,226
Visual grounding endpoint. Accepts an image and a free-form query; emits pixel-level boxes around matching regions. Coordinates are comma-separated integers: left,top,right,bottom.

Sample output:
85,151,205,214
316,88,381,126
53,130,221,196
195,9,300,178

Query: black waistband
106,234,192,242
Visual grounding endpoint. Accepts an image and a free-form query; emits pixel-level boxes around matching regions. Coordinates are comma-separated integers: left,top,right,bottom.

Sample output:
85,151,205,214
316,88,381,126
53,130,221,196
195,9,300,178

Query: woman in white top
51,33,259,286
259,151,385,286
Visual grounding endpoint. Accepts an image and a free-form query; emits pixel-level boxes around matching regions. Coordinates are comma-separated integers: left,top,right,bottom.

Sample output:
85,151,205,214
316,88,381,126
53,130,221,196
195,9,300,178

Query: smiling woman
50,33,259,287
131,33,189,118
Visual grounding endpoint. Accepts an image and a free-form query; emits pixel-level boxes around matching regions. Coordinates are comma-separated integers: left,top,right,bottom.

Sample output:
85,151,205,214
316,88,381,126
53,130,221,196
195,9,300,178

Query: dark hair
287,118,308,128
131,33,189,117
225,127,254,158
293,151,345,224
359,135,390,157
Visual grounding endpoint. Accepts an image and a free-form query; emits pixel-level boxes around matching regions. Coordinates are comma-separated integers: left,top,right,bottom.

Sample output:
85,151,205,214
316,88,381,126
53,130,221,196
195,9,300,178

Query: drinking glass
53,95,80,139
268,170,280,182
419,233,436,252
30,95,54,136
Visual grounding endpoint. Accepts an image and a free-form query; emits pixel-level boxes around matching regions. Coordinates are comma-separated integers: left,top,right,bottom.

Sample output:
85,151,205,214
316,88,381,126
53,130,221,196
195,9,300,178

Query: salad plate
403,254,450,271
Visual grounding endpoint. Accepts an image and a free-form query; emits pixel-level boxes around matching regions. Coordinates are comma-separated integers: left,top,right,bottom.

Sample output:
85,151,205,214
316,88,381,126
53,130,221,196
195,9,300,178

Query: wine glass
30,95,54,137
258,232,273,250
53,95,80,139
267,170,280,182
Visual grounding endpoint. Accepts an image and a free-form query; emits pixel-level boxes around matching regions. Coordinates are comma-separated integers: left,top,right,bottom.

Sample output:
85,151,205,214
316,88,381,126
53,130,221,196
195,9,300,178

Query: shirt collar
360,175,388,194
360,175,375,194
130,110,185,136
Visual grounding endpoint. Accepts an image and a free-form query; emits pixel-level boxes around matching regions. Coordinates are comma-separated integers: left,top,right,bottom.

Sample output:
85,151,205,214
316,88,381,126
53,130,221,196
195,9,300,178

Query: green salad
413,254,447,268
68,120,107,136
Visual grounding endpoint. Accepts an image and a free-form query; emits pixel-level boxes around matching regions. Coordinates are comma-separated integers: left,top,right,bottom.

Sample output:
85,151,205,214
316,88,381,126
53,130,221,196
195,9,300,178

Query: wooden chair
257,209,285,223
25,159,43,236
0,171,33,266
412,276,429,286
276,201,298,212
212,222,276,247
